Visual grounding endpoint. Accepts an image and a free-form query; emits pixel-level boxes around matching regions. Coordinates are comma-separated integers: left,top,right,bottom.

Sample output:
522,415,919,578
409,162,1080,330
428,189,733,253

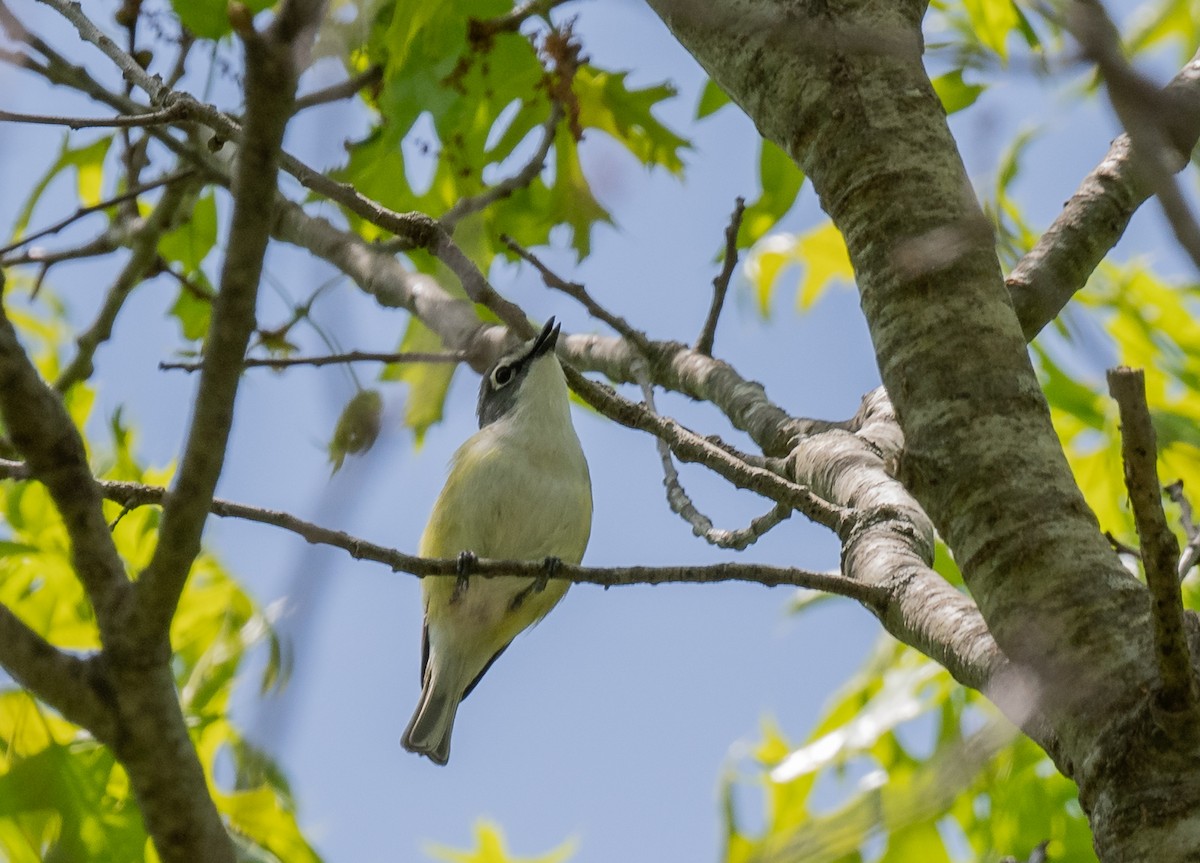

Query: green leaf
170,0,275,39
961,0,1019,60
170,275,215,342
158,191,217,272
738,140,806,250
12,135,112,239
574,67,690,174
696,77,733,119
328,388,384,473
426,820,576,863
931,69,985,115
381,317,458,442
744,221,853,316
218,785,321,863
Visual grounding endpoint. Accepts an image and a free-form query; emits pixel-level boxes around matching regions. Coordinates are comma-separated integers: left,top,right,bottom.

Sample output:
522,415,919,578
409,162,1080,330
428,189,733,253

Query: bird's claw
509,557,561,611
452,550,477,603
534,556,560,594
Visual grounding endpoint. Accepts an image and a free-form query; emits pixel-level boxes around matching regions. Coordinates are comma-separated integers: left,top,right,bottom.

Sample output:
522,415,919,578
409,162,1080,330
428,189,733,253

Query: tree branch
1108,366,1198,716
0,104,184,128
1008,46,1200,339
159,350,466,372
0,459,881,601
133,7,312,643
696,196,744,356
293,63,381,112
1165,480,1200,579
1066,1,1200,271
0,168,195,258
55,167,197,392
0,274,130,635
637,368,791,549
0,603,115,741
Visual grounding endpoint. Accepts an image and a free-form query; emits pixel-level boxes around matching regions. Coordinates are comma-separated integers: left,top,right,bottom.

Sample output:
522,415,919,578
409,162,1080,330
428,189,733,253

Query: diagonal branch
696,196,744,356
1008,46,1200,339
0,603,115,741
1108,366,1198,717
55,166,197,392
131,4,314,642
0,273,130,635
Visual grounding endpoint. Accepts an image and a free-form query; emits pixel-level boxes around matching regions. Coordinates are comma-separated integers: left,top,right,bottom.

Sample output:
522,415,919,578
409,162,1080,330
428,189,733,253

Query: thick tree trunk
644,1,1200,859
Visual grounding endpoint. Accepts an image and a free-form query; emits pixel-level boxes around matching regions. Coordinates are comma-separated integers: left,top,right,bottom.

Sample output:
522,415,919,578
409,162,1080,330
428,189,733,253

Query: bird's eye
491,364,514,387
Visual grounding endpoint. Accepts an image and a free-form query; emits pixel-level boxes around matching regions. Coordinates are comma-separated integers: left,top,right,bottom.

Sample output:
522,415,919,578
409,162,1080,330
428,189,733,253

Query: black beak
530,317,561,359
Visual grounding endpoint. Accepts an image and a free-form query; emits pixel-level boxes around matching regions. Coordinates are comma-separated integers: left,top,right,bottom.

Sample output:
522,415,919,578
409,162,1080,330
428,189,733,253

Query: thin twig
293,64,382,112
55,170,197,392
637,366,790,549
1165,480,1200,579
696,196,744,356
0,105,183,128
132,0,314,643
0,168,194,258
1104,530,1141,559
501,233,654,354
1108,366,1198,715
1,233,119,268
0,459,879,602
159,350,466,372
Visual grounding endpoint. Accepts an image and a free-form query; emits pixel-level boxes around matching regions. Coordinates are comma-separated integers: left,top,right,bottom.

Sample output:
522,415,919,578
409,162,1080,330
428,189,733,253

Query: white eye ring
491,364,514,387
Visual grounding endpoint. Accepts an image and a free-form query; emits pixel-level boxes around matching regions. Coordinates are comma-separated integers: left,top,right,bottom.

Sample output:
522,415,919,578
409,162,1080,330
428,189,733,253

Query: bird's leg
510,556,560,611
536,556,560,593
452,550,477,604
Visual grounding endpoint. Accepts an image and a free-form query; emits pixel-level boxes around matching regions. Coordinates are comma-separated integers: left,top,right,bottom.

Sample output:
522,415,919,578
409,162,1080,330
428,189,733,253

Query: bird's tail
402,670,459,765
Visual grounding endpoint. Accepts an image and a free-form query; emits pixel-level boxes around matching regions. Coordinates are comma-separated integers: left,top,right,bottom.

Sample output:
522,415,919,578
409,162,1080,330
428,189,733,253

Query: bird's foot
509,557,560,611
535,556,560,594
452,550,477,603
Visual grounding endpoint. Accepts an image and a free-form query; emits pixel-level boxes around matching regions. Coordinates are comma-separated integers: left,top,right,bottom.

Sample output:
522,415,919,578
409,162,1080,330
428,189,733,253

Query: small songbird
401,318,592,764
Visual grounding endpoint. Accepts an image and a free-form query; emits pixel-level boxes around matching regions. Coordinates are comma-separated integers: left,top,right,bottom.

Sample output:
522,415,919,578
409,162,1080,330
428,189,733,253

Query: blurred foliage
722,637,1095,863
328,388,384,473
0,307,311,862
425,820,577,863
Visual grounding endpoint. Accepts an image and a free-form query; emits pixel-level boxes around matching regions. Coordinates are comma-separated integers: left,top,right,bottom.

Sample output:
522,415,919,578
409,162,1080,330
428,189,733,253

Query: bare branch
0,274,131,635
638,369,790,549
133,2,316,641
0,168,195,258
502,233,654,353
696,196,744,356
0,105,184,128
160,350,466,372
1008,36,1200,339
1108,366,1198,716
1066,1,1200,271
0,603,115,741
1165,480,1200,579
0,460,879,602
1,232,119,268
55,169,197,392
293,63,382,112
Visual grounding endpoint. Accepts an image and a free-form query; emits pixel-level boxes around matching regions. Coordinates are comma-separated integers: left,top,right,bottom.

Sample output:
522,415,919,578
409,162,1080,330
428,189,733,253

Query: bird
401,317,592,765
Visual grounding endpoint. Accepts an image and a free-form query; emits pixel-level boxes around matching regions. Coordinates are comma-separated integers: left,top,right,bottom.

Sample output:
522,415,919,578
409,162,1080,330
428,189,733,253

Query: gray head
476,318,561,428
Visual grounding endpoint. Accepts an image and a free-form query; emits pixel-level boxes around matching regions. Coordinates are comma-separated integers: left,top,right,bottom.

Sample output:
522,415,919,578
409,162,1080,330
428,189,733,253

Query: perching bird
401,318,592,764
